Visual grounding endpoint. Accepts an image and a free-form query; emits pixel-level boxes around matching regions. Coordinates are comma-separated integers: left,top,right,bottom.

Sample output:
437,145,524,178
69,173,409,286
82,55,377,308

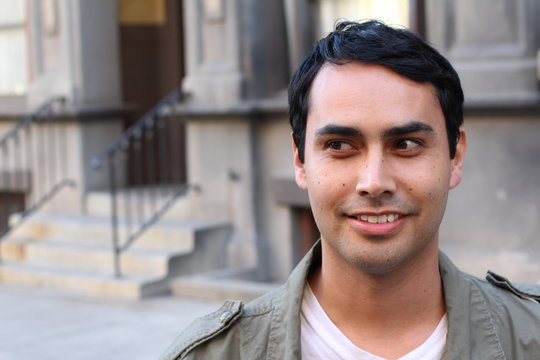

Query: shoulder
158,245,320,359
158,288,282,360
469,270,540,311
468,270,540,353
158,299,244,360
484,270,540,305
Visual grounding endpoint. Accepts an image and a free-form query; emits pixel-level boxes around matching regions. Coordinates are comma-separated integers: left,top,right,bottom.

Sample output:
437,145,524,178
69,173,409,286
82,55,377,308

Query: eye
326,140,353,151
395,139,421,151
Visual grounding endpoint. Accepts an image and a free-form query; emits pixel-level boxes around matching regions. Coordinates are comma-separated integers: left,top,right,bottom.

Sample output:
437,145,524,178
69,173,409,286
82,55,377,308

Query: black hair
288,20,464,162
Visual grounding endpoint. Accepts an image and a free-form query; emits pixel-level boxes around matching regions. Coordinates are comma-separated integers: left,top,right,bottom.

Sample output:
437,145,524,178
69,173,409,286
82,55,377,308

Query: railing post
107,153,121,277
91,90,189,259
0,97,73,250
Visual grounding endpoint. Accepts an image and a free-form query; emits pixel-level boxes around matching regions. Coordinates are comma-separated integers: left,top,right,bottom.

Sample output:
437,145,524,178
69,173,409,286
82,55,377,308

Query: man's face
293,62,466,274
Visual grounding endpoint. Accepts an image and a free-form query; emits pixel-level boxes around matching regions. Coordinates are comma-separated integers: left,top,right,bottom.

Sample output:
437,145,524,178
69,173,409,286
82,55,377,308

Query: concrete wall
20,0,125,215
440,115,540,283
428,0,540,282
179,0,295,280
252,113,296,281
170,105,299,282
28,0,121,107
182,115,258,271
182,0,289,104
427,0,540,107
178,0,540,284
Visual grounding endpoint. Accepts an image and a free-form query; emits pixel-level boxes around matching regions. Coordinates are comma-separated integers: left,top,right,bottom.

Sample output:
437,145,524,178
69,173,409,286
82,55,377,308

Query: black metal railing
0,97,75,239
91,89,190,277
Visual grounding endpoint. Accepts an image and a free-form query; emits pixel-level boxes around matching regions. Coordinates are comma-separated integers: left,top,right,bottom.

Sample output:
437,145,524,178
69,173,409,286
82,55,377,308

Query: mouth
347,212,406,236
353,214,401,224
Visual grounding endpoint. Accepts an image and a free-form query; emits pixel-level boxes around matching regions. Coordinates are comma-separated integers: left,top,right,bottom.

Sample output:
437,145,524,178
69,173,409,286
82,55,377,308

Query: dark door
118,0,185,185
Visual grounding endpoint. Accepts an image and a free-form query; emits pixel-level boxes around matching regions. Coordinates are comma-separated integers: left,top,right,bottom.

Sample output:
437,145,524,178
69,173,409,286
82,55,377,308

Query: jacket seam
264,300,281,360
467,277,507,360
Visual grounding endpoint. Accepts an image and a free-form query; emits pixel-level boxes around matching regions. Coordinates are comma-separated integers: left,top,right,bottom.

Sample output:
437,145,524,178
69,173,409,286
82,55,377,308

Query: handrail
0,97,65,147
91,89,190,277
0,97,75,241
91,89,180,169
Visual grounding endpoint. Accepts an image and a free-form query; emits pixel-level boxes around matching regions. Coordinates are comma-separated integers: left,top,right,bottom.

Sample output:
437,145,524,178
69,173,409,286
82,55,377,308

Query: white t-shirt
300,284,447,360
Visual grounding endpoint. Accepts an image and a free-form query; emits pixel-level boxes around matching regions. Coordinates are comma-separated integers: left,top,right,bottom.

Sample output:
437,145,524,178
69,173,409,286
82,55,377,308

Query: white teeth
357,214,399,224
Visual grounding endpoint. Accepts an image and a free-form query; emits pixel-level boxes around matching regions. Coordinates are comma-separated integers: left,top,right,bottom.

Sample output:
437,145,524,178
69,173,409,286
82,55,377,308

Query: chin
344,243,419,275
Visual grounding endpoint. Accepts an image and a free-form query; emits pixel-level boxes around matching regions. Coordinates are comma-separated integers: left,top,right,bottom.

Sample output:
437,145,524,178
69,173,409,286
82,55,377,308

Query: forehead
307,62,443,133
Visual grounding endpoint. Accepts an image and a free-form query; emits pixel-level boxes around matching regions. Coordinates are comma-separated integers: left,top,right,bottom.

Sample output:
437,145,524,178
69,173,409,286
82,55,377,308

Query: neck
309,241,445,359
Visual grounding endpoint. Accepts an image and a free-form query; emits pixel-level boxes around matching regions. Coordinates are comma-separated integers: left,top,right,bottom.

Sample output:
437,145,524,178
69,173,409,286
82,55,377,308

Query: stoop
0,213,231,299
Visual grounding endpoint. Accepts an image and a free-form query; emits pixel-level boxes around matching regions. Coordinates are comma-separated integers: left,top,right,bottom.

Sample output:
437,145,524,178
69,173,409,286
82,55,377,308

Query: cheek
401,163,450,201
418,172,450,206
305,168,349,207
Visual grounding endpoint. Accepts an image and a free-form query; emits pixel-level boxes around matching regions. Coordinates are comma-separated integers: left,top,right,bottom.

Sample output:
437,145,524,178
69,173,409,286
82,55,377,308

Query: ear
449,128,467,189
292,135,308,190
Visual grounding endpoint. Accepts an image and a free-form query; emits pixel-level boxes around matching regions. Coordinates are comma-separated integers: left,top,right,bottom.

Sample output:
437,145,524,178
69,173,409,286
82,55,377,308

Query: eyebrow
315,124,363,138
314,121,434,140
383,121,434,138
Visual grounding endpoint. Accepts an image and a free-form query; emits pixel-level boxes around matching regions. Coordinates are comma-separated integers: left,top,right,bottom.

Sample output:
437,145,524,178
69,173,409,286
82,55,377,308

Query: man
161,20,540,360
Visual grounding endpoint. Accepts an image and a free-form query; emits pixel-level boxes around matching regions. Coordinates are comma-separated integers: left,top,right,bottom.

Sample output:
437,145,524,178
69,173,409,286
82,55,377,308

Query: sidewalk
0,283,221,360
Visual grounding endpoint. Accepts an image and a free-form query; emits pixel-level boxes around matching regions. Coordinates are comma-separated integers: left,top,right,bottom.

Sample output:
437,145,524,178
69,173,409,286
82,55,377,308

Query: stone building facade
0,0,538,297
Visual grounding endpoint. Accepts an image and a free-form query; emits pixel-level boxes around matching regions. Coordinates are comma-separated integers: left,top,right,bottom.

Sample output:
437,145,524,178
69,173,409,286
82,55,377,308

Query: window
0,0,28,95
316,0,411,37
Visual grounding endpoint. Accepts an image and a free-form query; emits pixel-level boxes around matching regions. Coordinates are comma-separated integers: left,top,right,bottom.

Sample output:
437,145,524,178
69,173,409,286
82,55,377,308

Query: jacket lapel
265,243,322,360
440,251,506,360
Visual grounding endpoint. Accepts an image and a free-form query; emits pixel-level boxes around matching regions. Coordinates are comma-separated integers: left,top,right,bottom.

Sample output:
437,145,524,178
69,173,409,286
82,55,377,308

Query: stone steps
0,262,167,298
0,213,232,298
1,239,178,277
7,213,215,252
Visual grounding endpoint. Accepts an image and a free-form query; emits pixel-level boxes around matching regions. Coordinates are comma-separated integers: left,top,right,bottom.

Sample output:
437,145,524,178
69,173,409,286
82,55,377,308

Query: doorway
118,0,186,185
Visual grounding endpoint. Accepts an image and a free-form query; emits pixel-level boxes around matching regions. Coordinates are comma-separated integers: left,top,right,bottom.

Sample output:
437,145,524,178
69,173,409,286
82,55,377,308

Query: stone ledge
0,103,134,122
173,92,288,119
464,99,540,117
170,268,280,303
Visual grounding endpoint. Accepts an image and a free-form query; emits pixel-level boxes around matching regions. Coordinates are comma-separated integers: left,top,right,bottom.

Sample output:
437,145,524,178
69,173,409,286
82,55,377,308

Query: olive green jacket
160,244,540,360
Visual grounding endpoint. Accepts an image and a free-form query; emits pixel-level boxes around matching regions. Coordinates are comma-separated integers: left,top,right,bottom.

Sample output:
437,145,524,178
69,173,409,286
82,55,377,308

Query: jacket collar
268,244,507,359
263,241,322,360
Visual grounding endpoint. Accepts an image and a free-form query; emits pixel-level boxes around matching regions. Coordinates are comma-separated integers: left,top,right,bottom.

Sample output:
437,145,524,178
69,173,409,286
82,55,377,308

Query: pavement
0,283,221,360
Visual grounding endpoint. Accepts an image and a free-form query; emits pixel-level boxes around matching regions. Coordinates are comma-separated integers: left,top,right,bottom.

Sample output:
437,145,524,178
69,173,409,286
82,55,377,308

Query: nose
355,151,397,198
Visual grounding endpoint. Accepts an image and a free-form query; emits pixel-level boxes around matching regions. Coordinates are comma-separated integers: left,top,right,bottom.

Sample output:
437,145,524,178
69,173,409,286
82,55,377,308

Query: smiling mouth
353,214,401,224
